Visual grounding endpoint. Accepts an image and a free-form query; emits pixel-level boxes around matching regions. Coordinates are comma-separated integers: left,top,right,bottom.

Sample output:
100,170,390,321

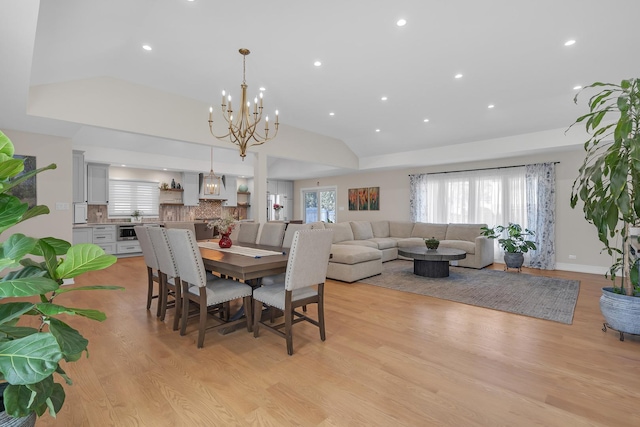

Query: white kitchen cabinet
267,180,278,195
117,241,141,254
222,176,237,206
72,227,93,244
92,225,116,254
87,163,109,204
182,172,199,206
72,150,85,203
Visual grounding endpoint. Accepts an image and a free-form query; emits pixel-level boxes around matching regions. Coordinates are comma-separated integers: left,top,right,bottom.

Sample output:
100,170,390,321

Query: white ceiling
2,0,640,179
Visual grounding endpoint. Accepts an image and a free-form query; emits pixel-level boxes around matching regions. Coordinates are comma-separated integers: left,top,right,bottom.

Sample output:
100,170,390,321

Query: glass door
302,187,336,223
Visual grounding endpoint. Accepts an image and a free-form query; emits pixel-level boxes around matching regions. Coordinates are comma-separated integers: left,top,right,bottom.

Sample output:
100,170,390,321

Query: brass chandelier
208,48,279,160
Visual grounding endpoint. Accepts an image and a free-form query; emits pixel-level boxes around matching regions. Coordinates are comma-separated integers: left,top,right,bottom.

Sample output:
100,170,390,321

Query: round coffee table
397,247,467,278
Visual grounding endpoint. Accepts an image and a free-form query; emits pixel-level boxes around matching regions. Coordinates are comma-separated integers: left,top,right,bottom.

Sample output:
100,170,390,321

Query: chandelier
208,48,279,160
203,146,221,196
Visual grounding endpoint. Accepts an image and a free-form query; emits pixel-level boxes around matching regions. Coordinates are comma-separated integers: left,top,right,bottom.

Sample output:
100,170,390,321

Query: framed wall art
348,186,379,211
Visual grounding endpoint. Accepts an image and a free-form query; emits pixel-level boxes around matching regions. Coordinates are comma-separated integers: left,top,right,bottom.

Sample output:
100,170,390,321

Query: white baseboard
553,262,608,276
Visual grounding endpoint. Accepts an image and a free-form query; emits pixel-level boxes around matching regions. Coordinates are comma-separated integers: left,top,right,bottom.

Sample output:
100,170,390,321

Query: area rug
356,260,580,324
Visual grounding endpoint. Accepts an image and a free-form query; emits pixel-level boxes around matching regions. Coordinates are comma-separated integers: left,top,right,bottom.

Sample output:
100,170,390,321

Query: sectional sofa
310,221,494,283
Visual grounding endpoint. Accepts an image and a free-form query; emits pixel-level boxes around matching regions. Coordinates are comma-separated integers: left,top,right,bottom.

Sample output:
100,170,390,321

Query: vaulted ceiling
2,0,639,179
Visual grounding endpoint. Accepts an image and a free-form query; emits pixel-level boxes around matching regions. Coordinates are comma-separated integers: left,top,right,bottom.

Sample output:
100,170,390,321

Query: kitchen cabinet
72,227,93,245
87,163,109,204
72,150,85,202
267,180,293,220
221,176,237,206
116,241,141,254
182,172,199,206
92,225,116,254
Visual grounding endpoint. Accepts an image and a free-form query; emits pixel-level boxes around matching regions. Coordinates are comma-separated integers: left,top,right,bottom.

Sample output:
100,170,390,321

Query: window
108,179,160,218
302,187,336,223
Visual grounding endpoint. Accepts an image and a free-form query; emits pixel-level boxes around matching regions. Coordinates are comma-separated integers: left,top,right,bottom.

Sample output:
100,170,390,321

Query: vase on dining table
219,232,232,248
274,210,280,220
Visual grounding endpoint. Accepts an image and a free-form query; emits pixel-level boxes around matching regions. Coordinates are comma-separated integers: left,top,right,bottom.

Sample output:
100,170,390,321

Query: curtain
526,163,556,270
409,174,428,222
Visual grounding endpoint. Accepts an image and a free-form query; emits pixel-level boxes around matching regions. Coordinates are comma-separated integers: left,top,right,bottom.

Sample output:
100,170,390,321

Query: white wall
3,129,73,243
295,147,610,274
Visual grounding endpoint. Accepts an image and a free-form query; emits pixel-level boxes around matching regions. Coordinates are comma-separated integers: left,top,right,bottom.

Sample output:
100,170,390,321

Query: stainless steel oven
117,224,137,241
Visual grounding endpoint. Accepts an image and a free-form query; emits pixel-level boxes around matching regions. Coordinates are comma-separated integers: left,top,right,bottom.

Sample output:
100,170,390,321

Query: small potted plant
481,223,536,272
131,210,143,222
424,237,440,250
273,203,284,220
0,131,121,423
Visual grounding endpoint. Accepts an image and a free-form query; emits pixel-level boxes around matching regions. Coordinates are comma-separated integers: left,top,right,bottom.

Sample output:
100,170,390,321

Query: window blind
108,179,159,217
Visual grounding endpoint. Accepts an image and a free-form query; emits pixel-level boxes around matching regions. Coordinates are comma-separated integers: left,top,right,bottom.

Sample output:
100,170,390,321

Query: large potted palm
0,130,120,424
569,78,640,340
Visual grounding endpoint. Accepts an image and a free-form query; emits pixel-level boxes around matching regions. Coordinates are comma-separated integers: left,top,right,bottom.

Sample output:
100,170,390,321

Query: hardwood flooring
35,257,640,426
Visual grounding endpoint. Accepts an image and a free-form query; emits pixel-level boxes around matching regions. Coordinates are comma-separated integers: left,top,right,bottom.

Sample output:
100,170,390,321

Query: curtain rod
409,161,560,176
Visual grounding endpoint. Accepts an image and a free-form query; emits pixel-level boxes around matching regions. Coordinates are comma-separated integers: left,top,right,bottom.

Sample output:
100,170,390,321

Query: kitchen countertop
73,220,215,228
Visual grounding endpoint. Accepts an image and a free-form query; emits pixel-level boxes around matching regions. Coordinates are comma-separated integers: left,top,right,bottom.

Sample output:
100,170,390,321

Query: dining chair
261,223,313,286
164,221,197,235
237,222,260,244
134,225,161,317
257,222,286,247
147,227,181,330
165,228,253,348
252,228,333,355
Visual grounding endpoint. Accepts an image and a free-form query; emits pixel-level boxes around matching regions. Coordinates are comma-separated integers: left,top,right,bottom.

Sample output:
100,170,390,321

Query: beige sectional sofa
311,220,494,283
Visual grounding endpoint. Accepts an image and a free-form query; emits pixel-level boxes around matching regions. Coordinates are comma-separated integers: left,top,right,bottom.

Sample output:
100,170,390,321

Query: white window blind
108,179,159,217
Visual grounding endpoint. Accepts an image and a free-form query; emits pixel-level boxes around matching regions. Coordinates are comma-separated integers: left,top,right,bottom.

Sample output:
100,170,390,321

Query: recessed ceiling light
121,164,126,167
396,19,407,27
488,104,495,109
423,118,430,123
329,112,335,116
381,96,388,101
259,87,266,91
314,60,322,67
573,85,582,90
142,44,152,51
454,73,463,79
375,129,381,133
564,39,576,46
163,168,167,171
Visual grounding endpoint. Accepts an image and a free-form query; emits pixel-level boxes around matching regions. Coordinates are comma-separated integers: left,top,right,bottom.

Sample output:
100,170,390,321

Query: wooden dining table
198,241,289,284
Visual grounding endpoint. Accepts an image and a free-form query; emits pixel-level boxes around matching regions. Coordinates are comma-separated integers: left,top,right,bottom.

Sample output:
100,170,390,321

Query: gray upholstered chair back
134,226,158,270
281,223,313,248
257,222,286,247
148,227,178,278
284,229,333,291
237,222,260,244
165,228,208,288
164,221,196,235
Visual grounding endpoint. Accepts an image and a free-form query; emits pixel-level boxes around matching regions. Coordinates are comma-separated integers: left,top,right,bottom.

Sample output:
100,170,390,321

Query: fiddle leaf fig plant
481,223,537,253
568,79,640,296
0,130,121,419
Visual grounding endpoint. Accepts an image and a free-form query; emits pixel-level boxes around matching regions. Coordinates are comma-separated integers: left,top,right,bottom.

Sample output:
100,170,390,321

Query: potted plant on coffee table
569,78,640,340
0,131,121,424
481,223,536,272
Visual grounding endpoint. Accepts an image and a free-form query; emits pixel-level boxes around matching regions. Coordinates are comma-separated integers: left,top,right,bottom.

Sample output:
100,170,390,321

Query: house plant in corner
0,131,120,424
481,223,536,272
569,78,640,340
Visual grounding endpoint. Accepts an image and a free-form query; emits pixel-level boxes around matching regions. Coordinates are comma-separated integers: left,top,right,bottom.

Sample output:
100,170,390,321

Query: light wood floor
35,257,640,427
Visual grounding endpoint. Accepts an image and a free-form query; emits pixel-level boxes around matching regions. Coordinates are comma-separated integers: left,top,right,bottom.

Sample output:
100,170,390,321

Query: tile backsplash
86,200,238,223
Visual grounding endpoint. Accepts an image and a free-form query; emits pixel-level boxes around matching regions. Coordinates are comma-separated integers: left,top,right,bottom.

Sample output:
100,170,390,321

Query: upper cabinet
87,163,109,205
182,172,199,206
222,176,237,206
72,150,85,203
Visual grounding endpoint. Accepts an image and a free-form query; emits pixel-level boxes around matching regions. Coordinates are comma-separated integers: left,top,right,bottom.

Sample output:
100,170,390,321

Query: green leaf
0,276,59,298
0,233,38,263
0,158,24,181
34,237,71,256
3,383,36,418
2,265,48,281
55,244,117,279
0,333,63,384
0,325,39,340
18,205,50,223
55,284,124,294
1,163,57,194
0,302,35,326
48,318,89,361
0,194,28,234
0,131,15,158
35,239,59,281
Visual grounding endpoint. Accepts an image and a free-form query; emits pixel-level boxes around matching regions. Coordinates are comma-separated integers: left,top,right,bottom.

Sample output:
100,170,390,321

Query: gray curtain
409,174,428,222
526,163,556,269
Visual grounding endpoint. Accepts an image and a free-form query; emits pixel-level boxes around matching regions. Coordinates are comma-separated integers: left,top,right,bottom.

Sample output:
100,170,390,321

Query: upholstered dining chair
147,227,182,330
134,226,161,316
257,222,286,247
165,228,253,348
237,222,260,244
252,228,333,355
261,223,313,286
164,221,197,235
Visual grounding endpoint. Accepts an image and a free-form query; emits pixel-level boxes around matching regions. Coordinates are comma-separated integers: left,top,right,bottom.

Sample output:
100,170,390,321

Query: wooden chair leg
160,273,169,321
146,267,154,311
285,303,294,356
253,298,262,337
197,290,207,348
244,295,253,332
172,278,181,331
318,298,326,341
180,282,190,336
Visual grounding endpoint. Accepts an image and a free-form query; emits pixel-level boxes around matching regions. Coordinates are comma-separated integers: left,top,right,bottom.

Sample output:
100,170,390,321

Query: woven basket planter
600,287,640,336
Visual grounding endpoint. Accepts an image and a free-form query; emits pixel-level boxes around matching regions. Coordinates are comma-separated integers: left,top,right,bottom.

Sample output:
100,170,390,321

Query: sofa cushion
411,222,448,240
330,244,381,265
337,240,379,249
368,237,397,250
326,222,354,243
309,221,326,229
445,223,486,242
350,221,374,240
389,221,415,238
370,220,390,238
440,239,476,254
396,238,428,248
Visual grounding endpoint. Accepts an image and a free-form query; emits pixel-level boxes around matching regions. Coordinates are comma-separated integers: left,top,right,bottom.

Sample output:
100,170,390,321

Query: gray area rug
357,260,580,324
